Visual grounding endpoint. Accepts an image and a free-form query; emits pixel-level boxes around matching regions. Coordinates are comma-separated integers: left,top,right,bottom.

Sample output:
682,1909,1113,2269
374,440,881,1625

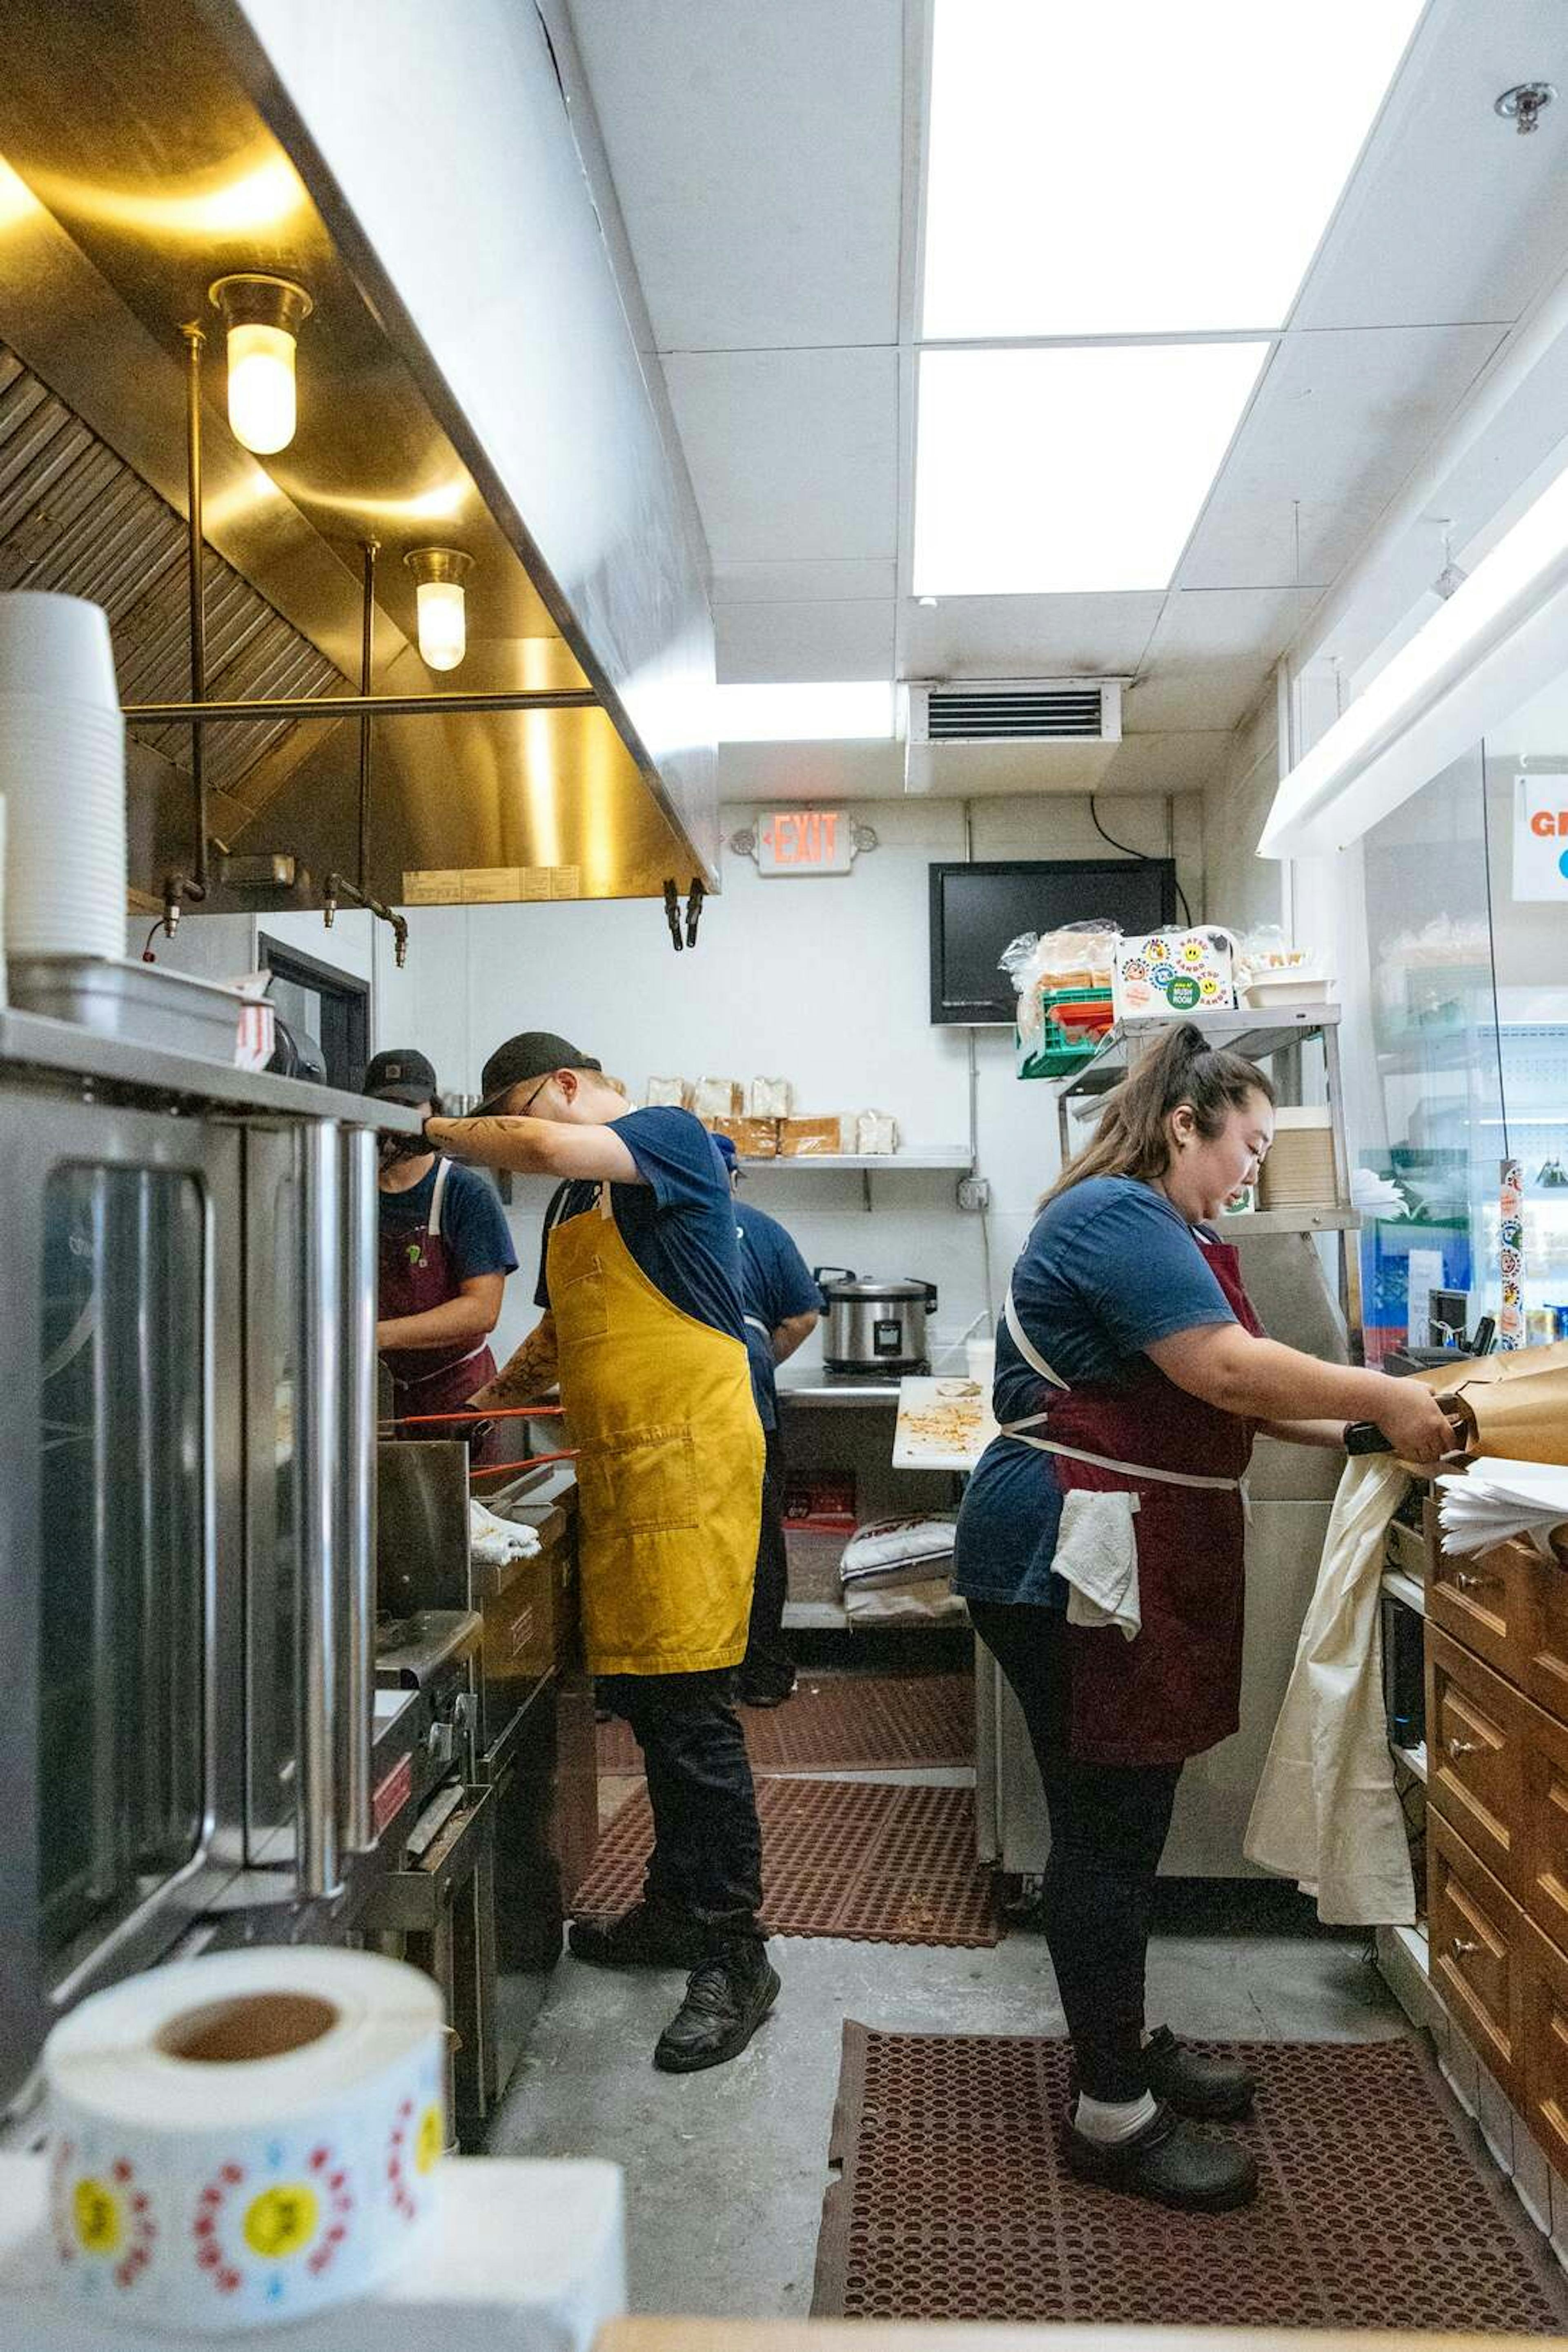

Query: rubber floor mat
596,1670,973,1777
571,1778,998,1948
813,2023,1568,2331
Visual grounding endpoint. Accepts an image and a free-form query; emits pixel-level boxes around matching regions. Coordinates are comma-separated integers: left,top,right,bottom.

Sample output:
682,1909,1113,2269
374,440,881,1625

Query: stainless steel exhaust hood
0,0,718,907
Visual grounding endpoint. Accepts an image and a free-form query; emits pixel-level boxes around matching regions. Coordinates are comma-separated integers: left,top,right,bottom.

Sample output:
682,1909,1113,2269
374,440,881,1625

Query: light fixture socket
208,271,314,337
403,547,475,592
1495,82,1556,135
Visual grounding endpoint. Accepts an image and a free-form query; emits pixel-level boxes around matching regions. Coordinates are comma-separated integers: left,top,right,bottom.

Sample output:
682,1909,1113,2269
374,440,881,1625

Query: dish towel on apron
1245,1452,1415,1927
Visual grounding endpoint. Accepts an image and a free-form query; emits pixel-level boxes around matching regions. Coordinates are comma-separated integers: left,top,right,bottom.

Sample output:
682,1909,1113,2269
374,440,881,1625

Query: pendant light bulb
405,547,474,672
208,274,313,456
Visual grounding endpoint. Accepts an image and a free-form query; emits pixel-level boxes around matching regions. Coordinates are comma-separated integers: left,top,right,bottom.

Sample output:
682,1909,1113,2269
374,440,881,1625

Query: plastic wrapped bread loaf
748,1076,793,1118
691,1076,744,1120
854,1111,898,1156
645,1077,687,1109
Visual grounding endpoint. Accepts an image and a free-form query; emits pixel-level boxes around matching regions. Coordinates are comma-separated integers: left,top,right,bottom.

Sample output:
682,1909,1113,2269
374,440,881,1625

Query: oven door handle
297,1121,343,1900
339,1127,378,1857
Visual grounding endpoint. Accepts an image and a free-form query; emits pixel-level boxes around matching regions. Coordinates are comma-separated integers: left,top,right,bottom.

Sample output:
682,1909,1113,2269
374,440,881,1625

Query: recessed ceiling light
922,0,1425,338
913,343,1269,596
716,682,895,742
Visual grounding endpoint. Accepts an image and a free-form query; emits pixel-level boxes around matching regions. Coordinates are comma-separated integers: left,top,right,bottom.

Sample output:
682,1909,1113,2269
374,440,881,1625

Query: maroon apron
1002,1234,1263,1768
380,1159,503,1459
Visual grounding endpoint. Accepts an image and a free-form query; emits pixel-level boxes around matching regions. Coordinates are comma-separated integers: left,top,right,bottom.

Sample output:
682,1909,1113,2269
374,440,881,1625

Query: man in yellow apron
430,1031,778,2073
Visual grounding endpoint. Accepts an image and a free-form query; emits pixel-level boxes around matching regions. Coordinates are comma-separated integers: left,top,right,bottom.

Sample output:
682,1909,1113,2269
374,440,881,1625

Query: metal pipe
297,1120,342,1902
122,686,598,724
180,324,209,896
324,870,408,967
339,1128,377,1856
358,541,377,893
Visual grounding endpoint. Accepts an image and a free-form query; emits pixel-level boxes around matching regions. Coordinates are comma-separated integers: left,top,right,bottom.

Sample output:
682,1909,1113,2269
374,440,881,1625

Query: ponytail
1042,1022,1273,1206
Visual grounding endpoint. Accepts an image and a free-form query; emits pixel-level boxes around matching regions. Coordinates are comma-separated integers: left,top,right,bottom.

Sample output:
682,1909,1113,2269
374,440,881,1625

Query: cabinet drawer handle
1451,1936,1482,1959
1447,1735,1485,1760
1451,1571,1490,1593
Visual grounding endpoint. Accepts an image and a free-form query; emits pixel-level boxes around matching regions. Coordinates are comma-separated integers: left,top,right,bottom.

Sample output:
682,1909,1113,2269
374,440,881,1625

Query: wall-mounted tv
929,857,1178,1025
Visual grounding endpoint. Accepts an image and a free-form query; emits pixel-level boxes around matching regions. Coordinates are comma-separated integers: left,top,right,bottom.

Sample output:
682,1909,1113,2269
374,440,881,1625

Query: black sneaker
1063,2101,1259,2212
738,1674,796,1709
568,1898,706,1970
653,1940,781,2073
1143,2025,1257,2120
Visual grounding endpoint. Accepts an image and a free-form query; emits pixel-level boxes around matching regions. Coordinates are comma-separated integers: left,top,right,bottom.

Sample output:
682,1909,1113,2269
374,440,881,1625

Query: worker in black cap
365,1047,518,1461
428,1034,778,2074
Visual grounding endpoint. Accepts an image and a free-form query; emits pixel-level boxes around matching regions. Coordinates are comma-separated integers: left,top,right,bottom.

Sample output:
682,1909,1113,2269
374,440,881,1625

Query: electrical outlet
957,1175,991,1212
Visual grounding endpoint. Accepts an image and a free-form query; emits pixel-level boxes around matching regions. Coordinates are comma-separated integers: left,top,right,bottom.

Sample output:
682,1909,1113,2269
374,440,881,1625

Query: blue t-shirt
379,1158,519,1281
534,1109,755,1390
952,1177,1238,1608
732,1198,822,1433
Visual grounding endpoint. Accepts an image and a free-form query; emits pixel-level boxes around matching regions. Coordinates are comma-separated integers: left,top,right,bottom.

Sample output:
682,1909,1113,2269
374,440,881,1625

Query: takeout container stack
0,592,127,963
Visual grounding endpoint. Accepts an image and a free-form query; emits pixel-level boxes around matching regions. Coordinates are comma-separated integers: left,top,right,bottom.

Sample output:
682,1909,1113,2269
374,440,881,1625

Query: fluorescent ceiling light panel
913,343,1268,595
715,682,894,742
923,0,1425,338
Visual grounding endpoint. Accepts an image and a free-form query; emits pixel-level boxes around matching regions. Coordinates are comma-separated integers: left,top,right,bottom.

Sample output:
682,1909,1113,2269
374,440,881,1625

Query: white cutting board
891,1376,1000,1473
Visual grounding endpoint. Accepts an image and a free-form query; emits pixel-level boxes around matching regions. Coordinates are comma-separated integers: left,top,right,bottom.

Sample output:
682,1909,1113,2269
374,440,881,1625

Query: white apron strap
1004,1285,1069,1390
429,1156,453,1240
597,1183,615,1221
743,1314,772,1339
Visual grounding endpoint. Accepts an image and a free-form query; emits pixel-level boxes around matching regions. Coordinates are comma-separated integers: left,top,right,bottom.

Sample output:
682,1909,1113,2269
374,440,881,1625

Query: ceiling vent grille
907,679,1122,746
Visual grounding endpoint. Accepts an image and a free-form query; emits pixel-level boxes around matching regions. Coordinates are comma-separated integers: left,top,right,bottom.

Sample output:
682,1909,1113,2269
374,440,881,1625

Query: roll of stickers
45,1948,445,2334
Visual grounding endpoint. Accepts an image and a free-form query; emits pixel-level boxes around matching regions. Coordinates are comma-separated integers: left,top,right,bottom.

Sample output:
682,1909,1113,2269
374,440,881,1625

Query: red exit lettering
761,810,840,864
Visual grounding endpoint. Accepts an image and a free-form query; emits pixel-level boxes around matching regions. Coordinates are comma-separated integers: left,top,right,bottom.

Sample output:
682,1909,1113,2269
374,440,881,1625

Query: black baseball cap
477,1031,602,1116
363,1046,439,1106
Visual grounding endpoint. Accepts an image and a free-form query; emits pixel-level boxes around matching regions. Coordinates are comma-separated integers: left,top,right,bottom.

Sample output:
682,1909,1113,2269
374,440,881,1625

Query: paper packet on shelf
748,1076,793,1118
691,1076,744,1120
853,1111,898,1156
645,1076,687,1108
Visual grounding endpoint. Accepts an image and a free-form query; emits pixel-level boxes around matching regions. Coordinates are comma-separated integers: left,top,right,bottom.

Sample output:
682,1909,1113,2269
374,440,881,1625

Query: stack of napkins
470,1500,543,1567
1351,1166,1409,1218
1437,1458,1568,1559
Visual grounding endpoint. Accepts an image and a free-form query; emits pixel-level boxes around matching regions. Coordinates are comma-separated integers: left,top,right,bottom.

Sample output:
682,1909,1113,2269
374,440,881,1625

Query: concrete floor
488,1763,1403,2320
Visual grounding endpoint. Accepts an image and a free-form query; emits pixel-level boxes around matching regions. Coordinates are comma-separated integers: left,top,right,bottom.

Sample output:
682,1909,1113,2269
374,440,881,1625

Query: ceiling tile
1125,588,1306,732
901,593,1165,680
1296,0,1568,331
1178,323,1503,590
715,599,896,683
567,0,903,350
712,558,898,604
664,347,899,565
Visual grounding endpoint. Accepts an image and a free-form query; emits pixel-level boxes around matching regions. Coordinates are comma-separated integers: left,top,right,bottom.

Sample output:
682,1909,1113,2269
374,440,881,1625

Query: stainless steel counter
777,1376,902,1409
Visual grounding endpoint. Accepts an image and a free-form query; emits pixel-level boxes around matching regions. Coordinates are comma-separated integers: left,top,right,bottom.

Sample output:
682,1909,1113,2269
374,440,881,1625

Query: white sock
1074,2089,1158,2145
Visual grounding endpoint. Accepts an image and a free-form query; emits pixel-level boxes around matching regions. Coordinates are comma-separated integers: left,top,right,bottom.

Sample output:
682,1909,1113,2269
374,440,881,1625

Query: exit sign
757,808,853,875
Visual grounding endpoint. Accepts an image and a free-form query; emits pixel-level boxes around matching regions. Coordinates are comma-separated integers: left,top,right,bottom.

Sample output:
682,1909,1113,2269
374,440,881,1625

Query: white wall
129,906,380,987
371,792,1204,1369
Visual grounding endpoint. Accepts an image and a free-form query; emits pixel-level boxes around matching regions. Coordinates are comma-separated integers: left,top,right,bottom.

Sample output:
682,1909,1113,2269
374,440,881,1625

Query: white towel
1055,1489,1141,1640
469,1500,543,1568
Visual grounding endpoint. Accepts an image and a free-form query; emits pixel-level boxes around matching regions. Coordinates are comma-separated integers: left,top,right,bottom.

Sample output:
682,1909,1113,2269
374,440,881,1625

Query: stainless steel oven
0,1018,394,2118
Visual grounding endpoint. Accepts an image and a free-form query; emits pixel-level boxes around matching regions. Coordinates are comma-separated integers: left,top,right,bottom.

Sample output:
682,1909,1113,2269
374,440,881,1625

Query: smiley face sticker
243,2183,320,2261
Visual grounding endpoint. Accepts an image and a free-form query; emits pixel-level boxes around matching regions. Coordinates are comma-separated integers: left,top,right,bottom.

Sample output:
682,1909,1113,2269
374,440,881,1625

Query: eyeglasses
514,1074,554,1116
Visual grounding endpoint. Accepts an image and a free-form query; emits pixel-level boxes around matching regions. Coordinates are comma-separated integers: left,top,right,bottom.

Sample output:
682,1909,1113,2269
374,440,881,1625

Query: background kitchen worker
366,1048,518,1466
431,1033,777,2074
952,1022,1452,2216
711,1132,822,1706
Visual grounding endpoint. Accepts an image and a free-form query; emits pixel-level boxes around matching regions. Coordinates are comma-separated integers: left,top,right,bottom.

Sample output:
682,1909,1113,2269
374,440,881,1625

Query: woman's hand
1367,1377,1459,1465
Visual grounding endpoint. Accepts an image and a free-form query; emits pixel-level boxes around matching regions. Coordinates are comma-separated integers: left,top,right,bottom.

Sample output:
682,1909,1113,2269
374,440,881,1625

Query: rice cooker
813,1268,938,1376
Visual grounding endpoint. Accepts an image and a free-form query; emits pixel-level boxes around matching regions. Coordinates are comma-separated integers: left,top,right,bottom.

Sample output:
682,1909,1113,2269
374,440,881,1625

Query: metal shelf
1382,1568,1427,1618
737,1149,973,1171
777,1379,901,1409
1055,1004,1342,1102
1221,1207,1362,1240
1391,1740,1429,1786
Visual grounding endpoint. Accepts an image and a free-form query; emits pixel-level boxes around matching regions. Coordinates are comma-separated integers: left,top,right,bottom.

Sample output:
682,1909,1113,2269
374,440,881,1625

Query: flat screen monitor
929,857,1178,1025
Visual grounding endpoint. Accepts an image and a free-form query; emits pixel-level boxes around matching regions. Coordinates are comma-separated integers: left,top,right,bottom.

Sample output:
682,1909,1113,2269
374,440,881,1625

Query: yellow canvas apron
548,1187,763,1675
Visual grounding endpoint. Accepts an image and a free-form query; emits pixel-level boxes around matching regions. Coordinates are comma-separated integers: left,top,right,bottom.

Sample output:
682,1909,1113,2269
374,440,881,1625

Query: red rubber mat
596,1671,973,1777
813,2023,1568,2330
571,1778,998,1948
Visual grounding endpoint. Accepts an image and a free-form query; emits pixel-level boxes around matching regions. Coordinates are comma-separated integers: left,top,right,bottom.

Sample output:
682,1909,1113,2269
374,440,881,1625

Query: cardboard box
778,1115,844,1157
708,1115,779,1158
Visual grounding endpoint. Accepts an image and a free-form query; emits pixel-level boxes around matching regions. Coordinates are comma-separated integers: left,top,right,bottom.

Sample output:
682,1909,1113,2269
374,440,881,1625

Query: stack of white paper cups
0,592,127,961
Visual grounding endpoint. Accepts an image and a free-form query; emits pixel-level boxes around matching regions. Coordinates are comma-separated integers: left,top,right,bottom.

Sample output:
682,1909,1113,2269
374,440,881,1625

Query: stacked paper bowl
0,592,127,965
1258,1106,1338,1211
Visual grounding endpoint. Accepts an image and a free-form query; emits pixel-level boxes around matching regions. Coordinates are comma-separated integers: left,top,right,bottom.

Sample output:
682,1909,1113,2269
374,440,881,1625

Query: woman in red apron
953,1022,1452,2214
367,1049,518,1467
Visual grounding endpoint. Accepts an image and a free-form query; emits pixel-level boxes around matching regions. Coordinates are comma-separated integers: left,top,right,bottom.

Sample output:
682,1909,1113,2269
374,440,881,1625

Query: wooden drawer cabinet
1429,1809,1528,2105
1516,1541,1568,1724
1523,1912,1568,2175
1426,1625,1528,1897
1425,1509,1536,1687
1520,1699,1568,1953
